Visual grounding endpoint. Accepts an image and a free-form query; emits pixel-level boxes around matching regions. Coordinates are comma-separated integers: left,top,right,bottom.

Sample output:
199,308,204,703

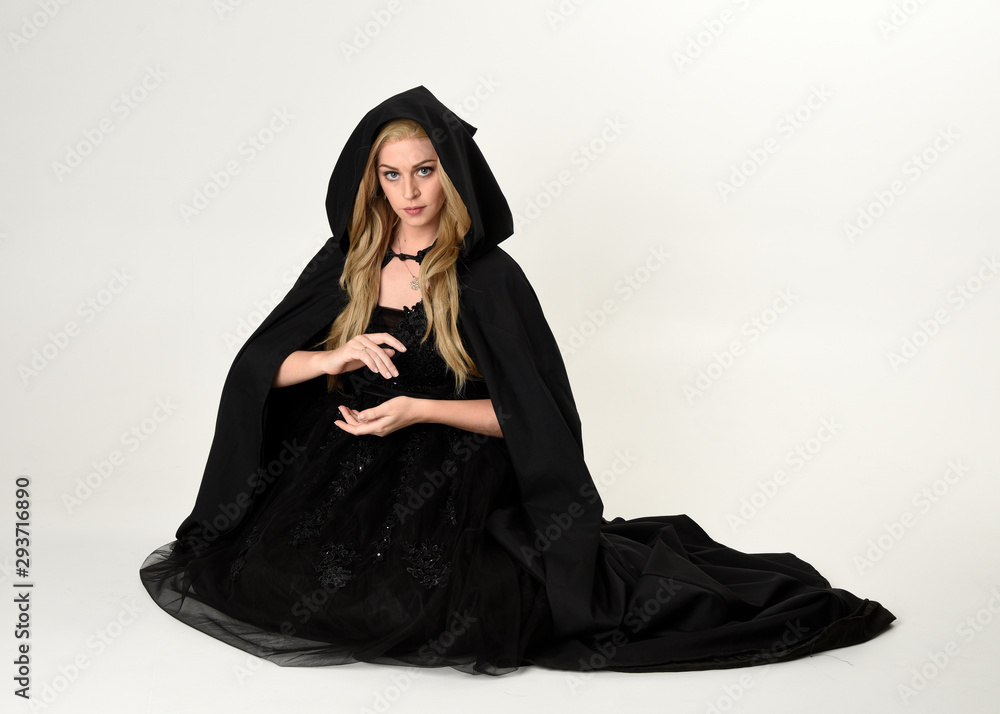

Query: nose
402,176,419,200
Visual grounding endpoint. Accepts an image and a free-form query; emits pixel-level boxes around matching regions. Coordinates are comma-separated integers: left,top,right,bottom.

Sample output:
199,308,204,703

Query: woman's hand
319,332,407,380
334,396,422,437
334,397,503,439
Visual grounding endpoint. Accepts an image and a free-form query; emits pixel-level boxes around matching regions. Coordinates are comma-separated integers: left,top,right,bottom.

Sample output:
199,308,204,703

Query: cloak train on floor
139,85,895,675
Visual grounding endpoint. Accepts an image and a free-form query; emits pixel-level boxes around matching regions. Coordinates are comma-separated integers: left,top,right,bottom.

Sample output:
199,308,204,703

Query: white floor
8,454,998,714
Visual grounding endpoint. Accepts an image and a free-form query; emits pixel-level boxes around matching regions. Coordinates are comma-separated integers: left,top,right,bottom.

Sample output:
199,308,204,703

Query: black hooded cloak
140,85,895,674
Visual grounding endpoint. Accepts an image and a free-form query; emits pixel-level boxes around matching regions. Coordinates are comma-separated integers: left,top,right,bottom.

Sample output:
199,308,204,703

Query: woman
139,86,895,676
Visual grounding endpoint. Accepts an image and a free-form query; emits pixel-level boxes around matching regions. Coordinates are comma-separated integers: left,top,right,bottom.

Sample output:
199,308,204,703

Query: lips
403,206,424,215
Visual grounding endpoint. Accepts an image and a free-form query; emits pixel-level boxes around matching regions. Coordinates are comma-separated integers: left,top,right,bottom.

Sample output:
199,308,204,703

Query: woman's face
376,136,446,239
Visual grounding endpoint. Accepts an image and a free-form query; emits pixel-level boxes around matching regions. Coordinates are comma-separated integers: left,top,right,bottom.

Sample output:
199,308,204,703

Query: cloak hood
325,85,513,261
173,86,614,640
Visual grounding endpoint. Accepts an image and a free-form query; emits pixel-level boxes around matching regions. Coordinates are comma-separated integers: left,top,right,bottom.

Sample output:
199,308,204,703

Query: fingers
337,405,354,422
335,405,363,434
338,404,363,423
340,332,407,379
370,332,407,354
336,405,385,436
353,335,398,378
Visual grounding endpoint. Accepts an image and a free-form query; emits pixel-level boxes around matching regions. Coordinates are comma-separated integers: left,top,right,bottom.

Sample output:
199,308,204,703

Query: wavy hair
316,118,480,393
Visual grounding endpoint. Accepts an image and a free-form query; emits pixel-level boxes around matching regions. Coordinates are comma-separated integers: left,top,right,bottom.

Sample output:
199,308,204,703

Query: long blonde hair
318,118,480,393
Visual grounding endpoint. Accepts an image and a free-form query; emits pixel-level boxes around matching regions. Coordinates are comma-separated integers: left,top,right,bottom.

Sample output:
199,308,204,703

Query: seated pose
139,85,895,675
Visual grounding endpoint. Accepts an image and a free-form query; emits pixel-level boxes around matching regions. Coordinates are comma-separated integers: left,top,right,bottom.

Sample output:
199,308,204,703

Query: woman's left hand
335,396,422,437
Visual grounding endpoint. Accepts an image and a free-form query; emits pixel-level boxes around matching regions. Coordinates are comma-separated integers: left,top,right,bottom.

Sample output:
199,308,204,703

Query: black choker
381,240,436,268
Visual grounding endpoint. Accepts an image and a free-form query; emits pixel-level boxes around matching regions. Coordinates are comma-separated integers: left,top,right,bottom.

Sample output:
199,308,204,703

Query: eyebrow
377,159,437,171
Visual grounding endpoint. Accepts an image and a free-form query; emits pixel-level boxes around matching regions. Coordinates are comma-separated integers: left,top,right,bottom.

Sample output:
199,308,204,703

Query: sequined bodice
344,301,487,400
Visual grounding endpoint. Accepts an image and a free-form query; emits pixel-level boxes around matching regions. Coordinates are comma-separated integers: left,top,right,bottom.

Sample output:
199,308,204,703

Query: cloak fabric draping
139,85,895,675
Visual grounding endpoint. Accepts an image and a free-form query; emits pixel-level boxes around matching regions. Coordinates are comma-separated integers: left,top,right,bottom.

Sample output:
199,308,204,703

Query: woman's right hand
319,332,407,379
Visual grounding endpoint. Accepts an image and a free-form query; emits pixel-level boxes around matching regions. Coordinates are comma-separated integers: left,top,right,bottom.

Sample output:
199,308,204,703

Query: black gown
141,301,554,675
139,299,894,676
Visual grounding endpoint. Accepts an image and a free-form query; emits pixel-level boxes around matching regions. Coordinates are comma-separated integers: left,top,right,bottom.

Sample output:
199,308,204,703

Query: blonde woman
140,86,894,676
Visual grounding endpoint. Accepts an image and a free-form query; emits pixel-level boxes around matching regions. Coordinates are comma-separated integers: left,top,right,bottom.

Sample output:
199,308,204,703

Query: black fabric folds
139,85,895,675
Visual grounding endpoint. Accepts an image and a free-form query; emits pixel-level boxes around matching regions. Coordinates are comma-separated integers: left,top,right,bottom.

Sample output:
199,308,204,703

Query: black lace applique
228,522,262,581
442,491,458,527
403,540,452,589
372,482,407,562
290,493,339,547
442,428,464,527
290,436,377,546
365,302,454,395
370,516,395,564
315,543,359,589
383,427,462,530
318,391,362,453
339,433,378,481
371,448,418,562
398,429,424,476
394,301,425,344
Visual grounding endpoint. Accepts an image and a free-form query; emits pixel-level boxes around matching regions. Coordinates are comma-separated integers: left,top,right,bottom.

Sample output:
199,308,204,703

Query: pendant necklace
383,238,437,291
401,261,420,291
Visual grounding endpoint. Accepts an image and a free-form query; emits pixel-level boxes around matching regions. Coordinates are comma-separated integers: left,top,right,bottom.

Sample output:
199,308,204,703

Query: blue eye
382,167,433,180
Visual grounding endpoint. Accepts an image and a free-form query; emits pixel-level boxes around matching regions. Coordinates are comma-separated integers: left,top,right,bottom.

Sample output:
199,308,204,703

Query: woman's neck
392,224,439,253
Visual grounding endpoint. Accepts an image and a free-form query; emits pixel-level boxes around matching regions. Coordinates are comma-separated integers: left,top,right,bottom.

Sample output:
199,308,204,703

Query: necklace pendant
409,276,420,291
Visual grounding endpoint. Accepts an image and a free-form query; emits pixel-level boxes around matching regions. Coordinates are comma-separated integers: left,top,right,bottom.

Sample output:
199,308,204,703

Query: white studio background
2,1,999,713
